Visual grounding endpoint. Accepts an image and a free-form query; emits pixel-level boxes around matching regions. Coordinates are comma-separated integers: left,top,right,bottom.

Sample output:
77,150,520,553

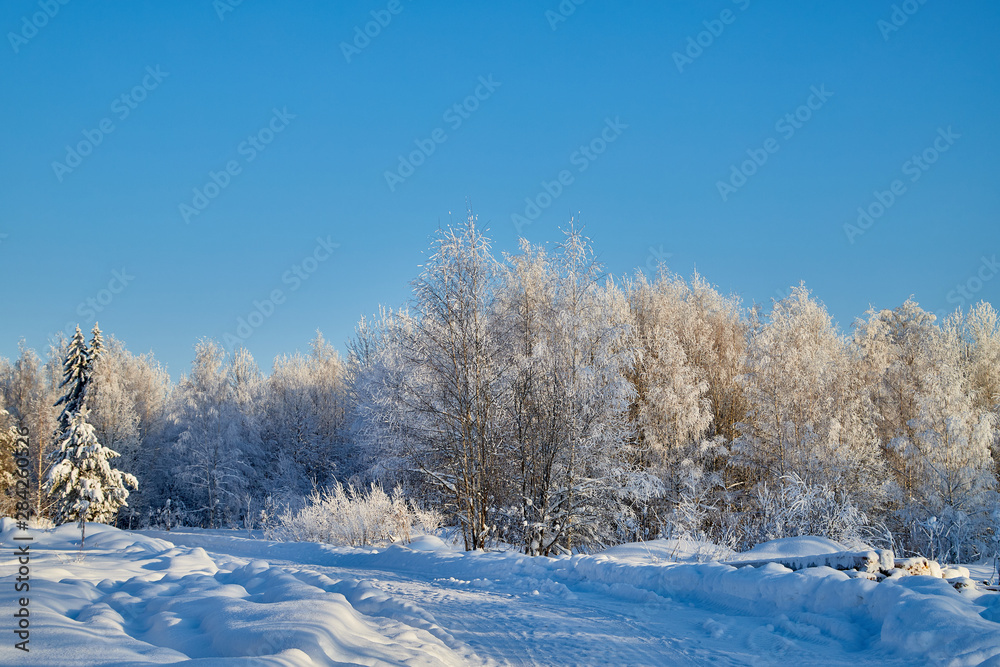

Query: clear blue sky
2,0,998,377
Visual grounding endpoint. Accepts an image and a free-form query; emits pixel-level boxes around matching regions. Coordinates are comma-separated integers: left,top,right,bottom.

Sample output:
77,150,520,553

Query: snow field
0,519,469,665
5,520,1000,665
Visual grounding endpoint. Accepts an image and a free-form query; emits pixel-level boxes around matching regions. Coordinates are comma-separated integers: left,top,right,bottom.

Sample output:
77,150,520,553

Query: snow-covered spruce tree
54,326,90,437
44,323,136,541
42,407,137,543
89,322,104,366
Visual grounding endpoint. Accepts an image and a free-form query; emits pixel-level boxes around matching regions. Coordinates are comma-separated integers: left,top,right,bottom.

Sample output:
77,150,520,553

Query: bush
266,482,441,547
743,473,871,549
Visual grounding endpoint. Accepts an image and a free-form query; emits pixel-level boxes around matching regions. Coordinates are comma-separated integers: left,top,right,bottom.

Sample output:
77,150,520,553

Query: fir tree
44,323,137,543
89,322,104,368
54,326,89,436
43,408,137,543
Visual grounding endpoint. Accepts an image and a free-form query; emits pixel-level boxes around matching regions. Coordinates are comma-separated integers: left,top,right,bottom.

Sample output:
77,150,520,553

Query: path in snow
141,529,921,666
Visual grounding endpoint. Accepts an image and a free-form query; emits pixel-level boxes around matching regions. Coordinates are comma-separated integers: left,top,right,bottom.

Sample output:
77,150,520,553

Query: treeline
0,332,351,533
2,215,999,562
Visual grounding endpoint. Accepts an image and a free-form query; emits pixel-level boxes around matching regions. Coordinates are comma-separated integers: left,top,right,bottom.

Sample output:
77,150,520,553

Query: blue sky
1,0,998,376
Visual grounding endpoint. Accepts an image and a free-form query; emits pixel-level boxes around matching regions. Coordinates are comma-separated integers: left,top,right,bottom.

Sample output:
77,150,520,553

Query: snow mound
736,536,850,560
600,538,736,564
405,535,454,552
0,522,468,665
0,518,173,552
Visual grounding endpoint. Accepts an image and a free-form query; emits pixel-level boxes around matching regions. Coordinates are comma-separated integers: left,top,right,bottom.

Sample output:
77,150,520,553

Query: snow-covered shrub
739,474,871,550
899,504,997,564
147,498,186,531
664,464,719,540
268,482,441,547
656,462,740,561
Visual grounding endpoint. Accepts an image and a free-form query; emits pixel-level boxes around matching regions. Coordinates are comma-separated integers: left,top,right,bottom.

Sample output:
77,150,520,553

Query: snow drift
4,520,1000,665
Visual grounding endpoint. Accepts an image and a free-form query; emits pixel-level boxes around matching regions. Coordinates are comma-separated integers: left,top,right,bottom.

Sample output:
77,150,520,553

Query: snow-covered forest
3,215,999,564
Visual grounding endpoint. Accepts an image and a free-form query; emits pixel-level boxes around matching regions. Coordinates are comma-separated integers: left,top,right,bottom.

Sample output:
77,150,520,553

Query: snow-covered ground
4,520,1000,666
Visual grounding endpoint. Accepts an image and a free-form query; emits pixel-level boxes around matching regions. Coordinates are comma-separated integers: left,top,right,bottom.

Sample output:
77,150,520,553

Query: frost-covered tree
548,252,635,552
261,332,349,501
855,298,940,493
89,352,141,467
683,273,749,445
496,239,564,551
348,308,411,485
0,408,20,517
0,343,60,516
898,315,997,561
170,342,263,527
497,235,637,553
87,336,172,526
354,214,507,550
42,408,137,542
624,271,713,461
736,285,883,531
497,228,635,553
963,302,1000,482
620,270,735,541
964,302,1000,419
855,299,1000,560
